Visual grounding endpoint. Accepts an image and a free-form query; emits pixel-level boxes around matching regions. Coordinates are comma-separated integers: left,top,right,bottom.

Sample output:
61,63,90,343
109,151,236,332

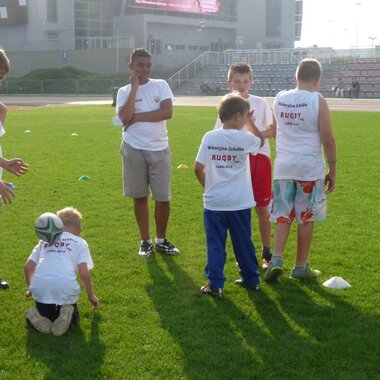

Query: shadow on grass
26,313,104,380
146,257,321,379
259,279,380,378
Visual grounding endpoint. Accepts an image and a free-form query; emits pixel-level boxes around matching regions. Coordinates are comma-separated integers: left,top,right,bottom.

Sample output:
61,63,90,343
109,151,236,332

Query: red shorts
249,153,272,207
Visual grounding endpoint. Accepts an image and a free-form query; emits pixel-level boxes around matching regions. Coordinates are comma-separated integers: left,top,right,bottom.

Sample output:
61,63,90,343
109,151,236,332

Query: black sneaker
138,241,153,257
155,239,180,255
0,279,9,290
234,279,260,290
262,248,272,271
200,284,223,298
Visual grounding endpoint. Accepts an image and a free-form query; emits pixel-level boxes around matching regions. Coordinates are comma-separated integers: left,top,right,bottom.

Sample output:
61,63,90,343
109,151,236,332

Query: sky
295,0,380,49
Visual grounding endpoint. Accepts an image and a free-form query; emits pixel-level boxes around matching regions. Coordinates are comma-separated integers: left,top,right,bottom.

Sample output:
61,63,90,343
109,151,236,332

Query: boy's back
195,128,261,211
28,231,93,305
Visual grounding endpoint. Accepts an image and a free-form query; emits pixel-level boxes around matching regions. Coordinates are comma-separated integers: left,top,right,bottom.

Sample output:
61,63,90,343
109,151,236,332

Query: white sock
155,238,165,244
141,239,152,244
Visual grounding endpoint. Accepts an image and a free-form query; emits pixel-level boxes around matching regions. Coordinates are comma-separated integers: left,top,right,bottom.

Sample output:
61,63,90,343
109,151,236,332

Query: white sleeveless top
273,89,325,180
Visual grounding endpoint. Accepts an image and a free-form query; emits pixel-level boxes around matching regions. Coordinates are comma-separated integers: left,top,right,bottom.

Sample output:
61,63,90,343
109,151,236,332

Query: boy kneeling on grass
194,93,264,297
24,207,99,336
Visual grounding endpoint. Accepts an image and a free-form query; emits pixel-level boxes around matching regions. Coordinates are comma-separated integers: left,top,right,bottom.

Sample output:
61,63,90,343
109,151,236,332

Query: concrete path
2,94,380,112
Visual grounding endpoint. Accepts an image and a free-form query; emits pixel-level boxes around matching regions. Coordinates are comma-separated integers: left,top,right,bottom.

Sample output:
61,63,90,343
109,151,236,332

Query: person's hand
325,171,336,194
123,115,136,131
0,180,15,204
88,294,100,310
2,158,29,176
130,71,140,89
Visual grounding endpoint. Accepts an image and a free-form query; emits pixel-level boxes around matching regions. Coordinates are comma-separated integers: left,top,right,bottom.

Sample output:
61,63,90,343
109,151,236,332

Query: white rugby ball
34,212,64,243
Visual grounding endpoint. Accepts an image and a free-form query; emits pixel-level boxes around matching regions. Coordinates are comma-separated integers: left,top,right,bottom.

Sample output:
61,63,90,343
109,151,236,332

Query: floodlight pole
369,36,377,59
355,2,361,51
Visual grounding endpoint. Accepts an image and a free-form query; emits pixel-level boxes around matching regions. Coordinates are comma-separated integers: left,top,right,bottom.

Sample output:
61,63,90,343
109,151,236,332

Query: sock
271,255,283,265
155,237,165,244
294,263,307,270
262,246,272,258
141,239,152,244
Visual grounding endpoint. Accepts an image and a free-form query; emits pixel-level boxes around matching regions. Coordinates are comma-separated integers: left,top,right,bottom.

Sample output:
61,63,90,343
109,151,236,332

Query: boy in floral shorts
265,58,337,282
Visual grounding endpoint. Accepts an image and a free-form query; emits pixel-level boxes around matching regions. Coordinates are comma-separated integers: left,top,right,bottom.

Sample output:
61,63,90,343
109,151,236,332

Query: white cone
71,133,78,137
322,276,351,289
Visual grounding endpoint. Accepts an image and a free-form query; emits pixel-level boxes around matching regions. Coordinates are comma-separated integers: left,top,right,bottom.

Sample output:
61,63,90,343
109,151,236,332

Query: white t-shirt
214,94,273,157
195,128,262,211
116,79,174,151
28,231,94,305
273,89,325,180
0,121,4,179
0,121,5,138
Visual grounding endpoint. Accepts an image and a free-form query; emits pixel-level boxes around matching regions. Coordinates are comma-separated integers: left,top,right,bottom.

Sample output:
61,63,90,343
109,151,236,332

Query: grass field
0,105,379,380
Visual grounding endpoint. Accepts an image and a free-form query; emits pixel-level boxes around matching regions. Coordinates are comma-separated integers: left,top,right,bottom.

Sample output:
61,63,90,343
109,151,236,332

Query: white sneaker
51,305,74,336
26,307,52,334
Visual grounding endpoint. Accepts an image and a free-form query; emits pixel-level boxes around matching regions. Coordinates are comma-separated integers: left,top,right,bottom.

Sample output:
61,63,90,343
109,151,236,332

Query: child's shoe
200,283,223,298
290,263,321,280
234,279,260,290
26,307,52,334
261,247,272,271
155,239,180,255
0,278,9,289
138,240,153,257
264,258,283,283
51,305,74,336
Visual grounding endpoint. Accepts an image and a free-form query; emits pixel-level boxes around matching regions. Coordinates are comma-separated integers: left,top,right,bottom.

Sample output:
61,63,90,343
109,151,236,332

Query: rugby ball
34,212,64,243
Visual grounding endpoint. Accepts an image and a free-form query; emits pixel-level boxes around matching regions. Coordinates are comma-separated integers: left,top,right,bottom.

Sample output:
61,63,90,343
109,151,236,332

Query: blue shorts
270,179,327,225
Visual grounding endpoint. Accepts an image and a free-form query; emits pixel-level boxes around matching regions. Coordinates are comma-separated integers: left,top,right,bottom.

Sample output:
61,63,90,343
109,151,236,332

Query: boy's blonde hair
56,207,82,229
296,58,322,82
0,49,10,73
218,93,250,123
228,62,252,81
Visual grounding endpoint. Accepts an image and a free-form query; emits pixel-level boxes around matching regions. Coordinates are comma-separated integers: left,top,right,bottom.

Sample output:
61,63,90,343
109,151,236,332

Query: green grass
0,105,379,379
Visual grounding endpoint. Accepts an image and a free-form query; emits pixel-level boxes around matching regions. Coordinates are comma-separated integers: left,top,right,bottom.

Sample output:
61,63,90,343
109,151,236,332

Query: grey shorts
120,142,171,201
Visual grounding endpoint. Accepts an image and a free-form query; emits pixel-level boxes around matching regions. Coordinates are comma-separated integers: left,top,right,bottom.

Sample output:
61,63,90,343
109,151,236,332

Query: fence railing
0,36,135,52
168,48,379,91
0,78,127,95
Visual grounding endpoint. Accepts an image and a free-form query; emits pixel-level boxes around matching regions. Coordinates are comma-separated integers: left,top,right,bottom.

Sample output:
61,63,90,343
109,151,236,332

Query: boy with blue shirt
195,93,264,297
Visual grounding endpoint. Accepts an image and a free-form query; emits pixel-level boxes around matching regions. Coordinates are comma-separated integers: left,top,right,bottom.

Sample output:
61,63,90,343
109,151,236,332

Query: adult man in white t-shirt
117,48,179,257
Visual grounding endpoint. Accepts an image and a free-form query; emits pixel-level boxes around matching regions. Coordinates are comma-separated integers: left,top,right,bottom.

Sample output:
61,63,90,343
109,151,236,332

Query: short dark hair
218,93,250,123
130,48,152,63
228,62,252,80
296,58,322,82
0,49,10,73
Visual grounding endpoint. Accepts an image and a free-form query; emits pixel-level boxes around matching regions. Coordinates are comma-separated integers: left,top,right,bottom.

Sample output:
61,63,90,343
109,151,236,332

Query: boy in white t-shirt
24,207,100,335
0,49,29,290
214,63,275,270
116,48,179,258
265,58,337,283
195,93,264,297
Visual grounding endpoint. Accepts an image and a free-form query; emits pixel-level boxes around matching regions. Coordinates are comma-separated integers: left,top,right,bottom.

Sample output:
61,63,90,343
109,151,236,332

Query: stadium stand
168,51,380,99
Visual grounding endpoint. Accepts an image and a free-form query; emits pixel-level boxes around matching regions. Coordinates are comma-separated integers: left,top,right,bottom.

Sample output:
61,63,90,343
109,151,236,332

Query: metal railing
168,48,379,92
167,50,300,90
0,78,127,95
0,36,135,52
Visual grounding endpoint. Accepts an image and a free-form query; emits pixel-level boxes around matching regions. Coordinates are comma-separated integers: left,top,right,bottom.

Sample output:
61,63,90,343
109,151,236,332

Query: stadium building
0,0,303,76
